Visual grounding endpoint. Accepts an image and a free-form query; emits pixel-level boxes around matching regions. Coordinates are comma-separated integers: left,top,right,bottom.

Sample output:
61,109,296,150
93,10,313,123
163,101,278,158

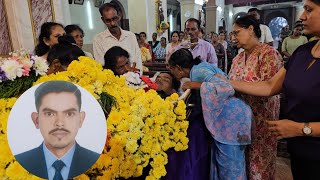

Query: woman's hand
267,119,303,140
182,82,202,91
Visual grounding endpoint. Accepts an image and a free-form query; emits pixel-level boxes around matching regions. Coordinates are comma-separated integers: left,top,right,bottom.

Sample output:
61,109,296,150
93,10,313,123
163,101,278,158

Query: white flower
1,60,23,81
32,56,48,75
20,59,33,68
123,72,142,85
123,72,147,90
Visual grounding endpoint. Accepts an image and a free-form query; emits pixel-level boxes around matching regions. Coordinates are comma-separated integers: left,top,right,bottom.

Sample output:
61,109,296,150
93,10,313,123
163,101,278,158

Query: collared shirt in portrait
43,143,75,180
93,28,142,72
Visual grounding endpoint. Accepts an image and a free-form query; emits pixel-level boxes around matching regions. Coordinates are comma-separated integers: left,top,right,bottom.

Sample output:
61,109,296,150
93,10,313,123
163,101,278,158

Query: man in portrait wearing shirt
15,81,100,180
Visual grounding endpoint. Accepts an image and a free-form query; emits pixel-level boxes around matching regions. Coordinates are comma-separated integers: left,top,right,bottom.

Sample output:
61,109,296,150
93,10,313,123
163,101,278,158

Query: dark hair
65,24,84,36
167,72,180,92
295,20,303,24
156,72,181,99
35,22,64,56
47,35,85,66
171,31,179,38
170,31,180,42
99,3,118,16
294,24,303,29
248,8,260,14
168,48,201,69
234,15,261,38
135,33,140,40
185,18,201,30
139,32,147,37
103,46,130,75
310,0,320,5
200,28,205,34
161,37,166,41
35,81,81,111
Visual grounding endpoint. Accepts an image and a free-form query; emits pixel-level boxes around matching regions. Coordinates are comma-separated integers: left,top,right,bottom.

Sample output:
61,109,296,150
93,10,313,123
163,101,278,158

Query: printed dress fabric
191,62,253,180
164,90,211,180
190,62,252,145
229,43,283,180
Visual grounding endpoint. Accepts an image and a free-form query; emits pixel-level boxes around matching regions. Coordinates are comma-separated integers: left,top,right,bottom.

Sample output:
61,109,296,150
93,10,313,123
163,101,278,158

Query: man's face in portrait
32,92,85,153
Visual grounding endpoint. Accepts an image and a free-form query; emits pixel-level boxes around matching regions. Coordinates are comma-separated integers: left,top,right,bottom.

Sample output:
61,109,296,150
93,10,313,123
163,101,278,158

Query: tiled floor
276,157,293,180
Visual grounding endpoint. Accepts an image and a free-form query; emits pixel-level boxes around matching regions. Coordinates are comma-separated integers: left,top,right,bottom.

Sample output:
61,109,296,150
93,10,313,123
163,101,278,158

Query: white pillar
178,0,196,31
205,0,218,33
225,4,234,33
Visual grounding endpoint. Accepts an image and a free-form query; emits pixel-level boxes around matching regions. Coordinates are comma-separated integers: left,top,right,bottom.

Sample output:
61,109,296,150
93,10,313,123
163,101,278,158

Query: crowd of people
26,0,320,179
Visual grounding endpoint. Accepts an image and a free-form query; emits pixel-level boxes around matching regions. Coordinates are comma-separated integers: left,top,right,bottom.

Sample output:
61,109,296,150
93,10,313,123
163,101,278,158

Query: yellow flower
73,174,90,180
0,57,189,179
5,161,33,180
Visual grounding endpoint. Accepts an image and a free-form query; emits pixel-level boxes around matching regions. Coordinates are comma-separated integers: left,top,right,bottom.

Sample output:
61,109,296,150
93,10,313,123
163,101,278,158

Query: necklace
306,40,320,70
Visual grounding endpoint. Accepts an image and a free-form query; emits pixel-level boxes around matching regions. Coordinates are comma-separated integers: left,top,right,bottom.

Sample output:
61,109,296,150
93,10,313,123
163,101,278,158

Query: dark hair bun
58,35,76,46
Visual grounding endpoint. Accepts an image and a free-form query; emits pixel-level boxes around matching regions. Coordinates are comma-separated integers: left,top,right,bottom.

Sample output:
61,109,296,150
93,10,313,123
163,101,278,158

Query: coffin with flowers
0,52,189,180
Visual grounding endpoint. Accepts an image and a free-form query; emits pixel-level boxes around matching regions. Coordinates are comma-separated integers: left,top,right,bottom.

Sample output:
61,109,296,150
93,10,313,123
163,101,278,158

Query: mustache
49,128,70,134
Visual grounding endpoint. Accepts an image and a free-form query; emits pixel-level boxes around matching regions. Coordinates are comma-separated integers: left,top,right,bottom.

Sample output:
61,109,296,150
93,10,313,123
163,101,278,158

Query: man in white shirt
248,8,273,46
93,3,142,72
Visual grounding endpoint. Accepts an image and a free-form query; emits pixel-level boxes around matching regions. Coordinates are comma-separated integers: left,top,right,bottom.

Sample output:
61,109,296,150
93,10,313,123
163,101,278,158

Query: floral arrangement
0,56,188,179
0,49,48,98
141,47,151,62
123,72,158,91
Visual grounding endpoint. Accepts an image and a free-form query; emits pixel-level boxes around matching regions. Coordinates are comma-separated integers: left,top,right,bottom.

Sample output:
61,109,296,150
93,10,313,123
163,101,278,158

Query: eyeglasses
231,28,245,37
103,16,119,24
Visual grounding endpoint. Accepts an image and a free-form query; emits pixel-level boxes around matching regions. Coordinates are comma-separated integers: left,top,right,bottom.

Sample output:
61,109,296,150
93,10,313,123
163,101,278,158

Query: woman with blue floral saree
167,48,253,180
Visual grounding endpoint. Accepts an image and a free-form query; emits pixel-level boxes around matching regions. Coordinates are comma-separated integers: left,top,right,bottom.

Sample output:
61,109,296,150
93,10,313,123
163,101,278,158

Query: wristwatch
302,123,312,136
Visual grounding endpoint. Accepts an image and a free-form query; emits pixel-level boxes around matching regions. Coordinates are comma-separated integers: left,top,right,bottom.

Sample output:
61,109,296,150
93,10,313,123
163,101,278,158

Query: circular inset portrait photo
7,80,107,179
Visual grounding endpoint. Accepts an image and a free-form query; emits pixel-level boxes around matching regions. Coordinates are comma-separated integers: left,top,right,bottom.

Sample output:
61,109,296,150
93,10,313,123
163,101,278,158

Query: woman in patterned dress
167,48,253,179
231,1,320,179
228,15,283,180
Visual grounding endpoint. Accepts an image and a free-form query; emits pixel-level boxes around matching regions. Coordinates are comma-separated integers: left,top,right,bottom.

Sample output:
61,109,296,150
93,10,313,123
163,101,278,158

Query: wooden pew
143,60,168,76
